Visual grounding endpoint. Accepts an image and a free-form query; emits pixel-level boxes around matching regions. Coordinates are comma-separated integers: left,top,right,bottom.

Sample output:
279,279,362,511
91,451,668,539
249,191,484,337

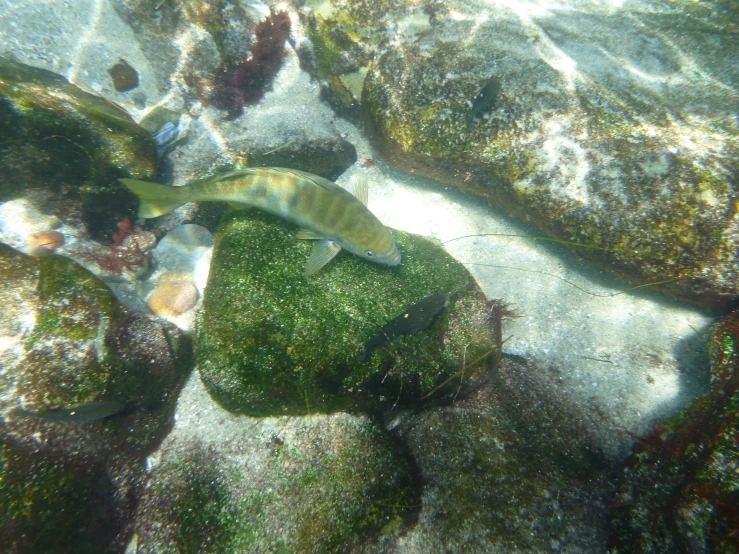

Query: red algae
213,8,291,118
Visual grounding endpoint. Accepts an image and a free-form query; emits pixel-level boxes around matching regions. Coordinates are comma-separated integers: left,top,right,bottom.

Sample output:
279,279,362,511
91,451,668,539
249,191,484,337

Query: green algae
196,209,496,416
0,57,157,188
300,0,427,118
25,255,119,348
0,245,193,551
1,244,191,423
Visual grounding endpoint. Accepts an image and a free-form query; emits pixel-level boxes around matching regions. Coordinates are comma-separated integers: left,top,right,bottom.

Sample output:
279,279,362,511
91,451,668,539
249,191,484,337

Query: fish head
339,225,401,267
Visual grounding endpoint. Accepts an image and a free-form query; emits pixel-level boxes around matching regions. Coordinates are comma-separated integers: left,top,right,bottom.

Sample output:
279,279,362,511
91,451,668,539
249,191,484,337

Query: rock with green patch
610,309,739,552
297,0,431,120
0,243,192,552
359,2,739,308
384,363,611,552
197,209,497,416
0,57,158,240
133,374,415,552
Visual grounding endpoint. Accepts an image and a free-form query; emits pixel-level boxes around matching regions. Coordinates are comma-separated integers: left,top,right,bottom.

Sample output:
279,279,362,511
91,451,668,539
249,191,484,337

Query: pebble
25,230,64,255
146,281,198,318
154,224,213,273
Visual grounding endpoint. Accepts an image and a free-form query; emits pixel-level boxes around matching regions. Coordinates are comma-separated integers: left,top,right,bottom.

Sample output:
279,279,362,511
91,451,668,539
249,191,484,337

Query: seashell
122,230,157,252
146,280,198,318
25,230,64,253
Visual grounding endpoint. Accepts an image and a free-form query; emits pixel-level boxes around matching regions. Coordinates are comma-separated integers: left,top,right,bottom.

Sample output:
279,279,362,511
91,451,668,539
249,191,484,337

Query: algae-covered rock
0,57,158,240
387,365,611,553
297,0,431,120
197,209,496,416
0,242,192,551
610,309,739,552
0,243,191,421
134,374,415,553
360,3,739,308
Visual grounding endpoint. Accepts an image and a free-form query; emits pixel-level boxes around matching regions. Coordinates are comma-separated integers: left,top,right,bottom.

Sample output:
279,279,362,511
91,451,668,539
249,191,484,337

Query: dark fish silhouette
363,293,448,360
467,76,502,130
11,400,127,423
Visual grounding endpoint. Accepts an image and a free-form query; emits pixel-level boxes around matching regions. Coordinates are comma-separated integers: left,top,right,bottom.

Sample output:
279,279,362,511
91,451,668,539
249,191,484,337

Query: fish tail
120,179,188,218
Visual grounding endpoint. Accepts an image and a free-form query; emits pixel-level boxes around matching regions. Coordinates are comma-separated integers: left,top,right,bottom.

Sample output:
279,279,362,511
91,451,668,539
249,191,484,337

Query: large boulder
0,243,192,552
358,2,738,308
197,209,498,416
388,363,611,552
132,374,415,553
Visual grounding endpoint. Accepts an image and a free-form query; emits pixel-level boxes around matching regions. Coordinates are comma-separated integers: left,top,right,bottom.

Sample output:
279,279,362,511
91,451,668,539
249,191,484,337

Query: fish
11,400,127,423
466,76,501,130
363,292,448,360
121,168,401,275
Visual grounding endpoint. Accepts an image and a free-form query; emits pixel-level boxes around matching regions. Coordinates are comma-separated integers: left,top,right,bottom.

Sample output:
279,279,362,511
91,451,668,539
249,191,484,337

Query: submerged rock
133,374,415,552
247,136,358,182
356,3,739,308
387,366,611,553
0,243,193,552
0,57,158,241
197,209,497,416
611,309,739,552
108,58,139,92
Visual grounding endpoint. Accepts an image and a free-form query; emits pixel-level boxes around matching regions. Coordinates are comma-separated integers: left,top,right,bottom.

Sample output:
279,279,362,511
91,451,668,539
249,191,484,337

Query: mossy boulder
610,309,739,552
0,57,158,240
359,3,739,308
196,209,497,416
297,0,430,120
391,365,611,552
135,398,415,553
0,243,192,552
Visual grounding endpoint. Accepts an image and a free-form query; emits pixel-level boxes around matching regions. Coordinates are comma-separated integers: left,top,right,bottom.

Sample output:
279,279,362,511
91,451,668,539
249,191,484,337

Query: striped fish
120,167,400,275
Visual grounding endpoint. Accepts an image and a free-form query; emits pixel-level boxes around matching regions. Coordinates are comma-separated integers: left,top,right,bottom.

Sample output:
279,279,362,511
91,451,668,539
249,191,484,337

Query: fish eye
366,250,373,257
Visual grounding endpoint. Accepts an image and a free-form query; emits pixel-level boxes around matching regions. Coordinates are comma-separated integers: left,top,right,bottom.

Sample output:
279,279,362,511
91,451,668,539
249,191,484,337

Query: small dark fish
467,76,502,130
363,293,448,360
11,400,127,423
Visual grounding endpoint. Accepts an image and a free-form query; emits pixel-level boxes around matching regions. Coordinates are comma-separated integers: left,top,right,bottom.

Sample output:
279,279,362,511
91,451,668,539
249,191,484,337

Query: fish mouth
388,251,401,266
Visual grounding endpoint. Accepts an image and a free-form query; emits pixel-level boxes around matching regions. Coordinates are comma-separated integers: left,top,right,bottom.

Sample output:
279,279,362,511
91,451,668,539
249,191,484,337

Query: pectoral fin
344,171,368,206
305,240,341,275
296,228,324,240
